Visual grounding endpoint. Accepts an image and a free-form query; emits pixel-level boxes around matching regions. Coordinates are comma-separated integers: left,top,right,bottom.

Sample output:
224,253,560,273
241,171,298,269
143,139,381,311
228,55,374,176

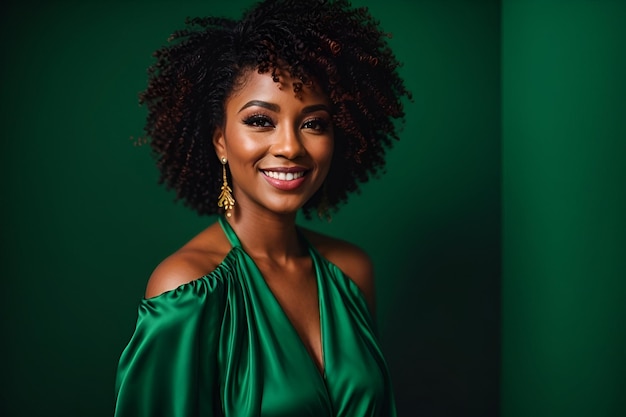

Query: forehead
226,69,330,111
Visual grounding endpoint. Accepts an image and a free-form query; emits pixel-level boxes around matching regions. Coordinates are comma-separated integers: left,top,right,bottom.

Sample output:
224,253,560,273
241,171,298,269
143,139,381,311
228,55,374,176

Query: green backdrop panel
502,1,626,416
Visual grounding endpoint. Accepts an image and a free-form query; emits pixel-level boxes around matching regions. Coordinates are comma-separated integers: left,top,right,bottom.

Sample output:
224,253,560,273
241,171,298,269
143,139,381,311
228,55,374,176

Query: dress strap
218,216,314,253
218,216,242,248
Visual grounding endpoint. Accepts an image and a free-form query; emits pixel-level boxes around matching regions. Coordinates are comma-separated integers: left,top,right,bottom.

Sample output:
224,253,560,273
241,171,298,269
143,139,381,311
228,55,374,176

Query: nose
271,124,306,160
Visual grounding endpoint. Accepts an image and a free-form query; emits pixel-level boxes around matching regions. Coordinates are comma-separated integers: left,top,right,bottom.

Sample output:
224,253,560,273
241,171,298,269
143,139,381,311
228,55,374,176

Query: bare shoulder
301,228,376,313
144,222,231,299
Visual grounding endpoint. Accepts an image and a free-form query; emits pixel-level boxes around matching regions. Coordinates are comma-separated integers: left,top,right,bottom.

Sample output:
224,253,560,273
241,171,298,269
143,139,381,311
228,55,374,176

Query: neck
225,209,304,262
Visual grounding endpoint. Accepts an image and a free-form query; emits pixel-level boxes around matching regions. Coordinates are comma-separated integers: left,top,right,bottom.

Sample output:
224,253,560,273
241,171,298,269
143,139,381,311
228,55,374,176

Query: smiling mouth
262,170,307,181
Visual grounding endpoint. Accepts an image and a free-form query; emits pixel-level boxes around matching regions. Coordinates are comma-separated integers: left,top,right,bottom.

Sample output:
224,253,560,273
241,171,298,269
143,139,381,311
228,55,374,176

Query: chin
263,197,311,215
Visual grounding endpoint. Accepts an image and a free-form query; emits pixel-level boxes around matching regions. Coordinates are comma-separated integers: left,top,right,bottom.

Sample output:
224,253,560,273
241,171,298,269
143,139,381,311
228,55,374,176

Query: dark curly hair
139,0,412,218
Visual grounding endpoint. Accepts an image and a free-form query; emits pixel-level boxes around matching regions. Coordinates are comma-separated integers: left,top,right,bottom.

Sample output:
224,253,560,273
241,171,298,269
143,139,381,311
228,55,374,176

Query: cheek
225,127,265,159
316,139,334,170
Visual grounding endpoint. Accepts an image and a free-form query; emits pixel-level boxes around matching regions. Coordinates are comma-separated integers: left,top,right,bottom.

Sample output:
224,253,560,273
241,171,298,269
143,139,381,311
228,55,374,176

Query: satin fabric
115,217,396,416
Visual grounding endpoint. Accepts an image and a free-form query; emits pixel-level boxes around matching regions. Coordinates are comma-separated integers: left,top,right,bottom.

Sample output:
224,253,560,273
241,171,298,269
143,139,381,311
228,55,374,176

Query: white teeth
263,170,305,180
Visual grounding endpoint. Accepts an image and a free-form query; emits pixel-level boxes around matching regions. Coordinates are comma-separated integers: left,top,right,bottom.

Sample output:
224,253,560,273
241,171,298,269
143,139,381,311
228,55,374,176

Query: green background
502,1,626,416
0,0,623,416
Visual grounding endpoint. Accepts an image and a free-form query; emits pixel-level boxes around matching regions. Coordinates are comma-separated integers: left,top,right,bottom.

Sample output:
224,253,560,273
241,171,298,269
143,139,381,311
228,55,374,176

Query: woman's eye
243,115,274,128
302,118,329,132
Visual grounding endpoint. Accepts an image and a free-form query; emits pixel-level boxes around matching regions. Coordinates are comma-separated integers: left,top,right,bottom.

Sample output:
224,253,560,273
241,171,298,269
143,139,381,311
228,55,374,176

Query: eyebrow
302,104,332,114
238,100,331,115
238,100,279,113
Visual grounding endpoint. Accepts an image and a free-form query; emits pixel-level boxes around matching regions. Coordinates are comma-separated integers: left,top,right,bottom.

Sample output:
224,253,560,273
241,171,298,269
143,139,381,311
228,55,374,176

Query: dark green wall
0,1,500,416
502,1,626,416
364,2,501,415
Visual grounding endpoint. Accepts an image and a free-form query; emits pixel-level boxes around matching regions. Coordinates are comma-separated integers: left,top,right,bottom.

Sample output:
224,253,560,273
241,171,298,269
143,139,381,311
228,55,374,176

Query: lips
261,167,309,191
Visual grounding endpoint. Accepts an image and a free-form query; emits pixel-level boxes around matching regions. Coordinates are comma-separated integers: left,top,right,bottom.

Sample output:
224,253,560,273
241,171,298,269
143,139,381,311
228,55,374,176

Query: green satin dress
114,217,397,416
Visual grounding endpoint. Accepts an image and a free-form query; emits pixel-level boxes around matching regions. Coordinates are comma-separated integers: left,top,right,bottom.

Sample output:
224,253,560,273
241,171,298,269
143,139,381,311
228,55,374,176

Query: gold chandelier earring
217,157,235,217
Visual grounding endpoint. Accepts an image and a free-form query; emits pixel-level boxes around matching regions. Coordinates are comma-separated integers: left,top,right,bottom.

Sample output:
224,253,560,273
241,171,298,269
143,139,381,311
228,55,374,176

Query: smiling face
213,69,334,218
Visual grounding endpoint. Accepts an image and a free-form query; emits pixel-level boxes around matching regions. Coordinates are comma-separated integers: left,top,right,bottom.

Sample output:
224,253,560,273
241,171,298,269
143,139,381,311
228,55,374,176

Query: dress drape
114,217,396,416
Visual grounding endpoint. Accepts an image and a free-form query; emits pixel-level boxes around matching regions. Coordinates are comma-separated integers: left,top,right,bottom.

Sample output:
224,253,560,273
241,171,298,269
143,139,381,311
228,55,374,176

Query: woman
114,0,411,415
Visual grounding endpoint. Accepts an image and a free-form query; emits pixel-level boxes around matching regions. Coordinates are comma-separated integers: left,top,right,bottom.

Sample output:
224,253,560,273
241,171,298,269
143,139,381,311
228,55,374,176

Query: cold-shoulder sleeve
114,276,226,417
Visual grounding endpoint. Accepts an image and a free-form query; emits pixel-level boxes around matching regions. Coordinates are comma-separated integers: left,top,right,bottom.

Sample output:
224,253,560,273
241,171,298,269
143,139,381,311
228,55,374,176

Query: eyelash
242,114,274,128
242,114,330,132
302,118,329,132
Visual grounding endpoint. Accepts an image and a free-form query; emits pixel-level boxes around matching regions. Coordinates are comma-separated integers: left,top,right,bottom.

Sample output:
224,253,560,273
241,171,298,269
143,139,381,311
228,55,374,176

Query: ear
213,126,226,160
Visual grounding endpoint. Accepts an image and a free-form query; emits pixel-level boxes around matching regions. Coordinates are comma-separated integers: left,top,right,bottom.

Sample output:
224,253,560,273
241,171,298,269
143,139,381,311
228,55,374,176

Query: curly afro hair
140,0,412,218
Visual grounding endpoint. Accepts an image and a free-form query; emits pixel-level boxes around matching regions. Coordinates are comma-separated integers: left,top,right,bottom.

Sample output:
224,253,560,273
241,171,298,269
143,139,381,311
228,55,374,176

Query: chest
215,258,390,417
254,258,323,372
